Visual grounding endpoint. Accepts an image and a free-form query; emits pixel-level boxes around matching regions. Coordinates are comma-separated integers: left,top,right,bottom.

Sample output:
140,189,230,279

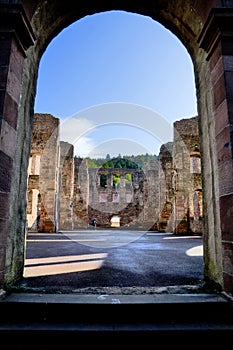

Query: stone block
220,194,233,237
0,150,12,192
214,100,229,136
212,73,226,108
0,119,17,158
0,193,9,218
222,241,233,276
3,92,18,130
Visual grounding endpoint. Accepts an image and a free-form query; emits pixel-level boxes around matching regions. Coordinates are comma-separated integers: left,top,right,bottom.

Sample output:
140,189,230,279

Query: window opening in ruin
27,189,40,230
126,192,132,203
100,173,108,188
193,190,203,218
28,154,41,175
112,173,120,189
112,192,120,202
27,190,33,215
190,155,201,174
125,173,132,188
99,192,107,202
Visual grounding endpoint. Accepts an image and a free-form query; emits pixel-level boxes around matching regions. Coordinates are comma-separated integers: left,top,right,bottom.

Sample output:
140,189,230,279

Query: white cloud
60,117,96,144
73,136,96,157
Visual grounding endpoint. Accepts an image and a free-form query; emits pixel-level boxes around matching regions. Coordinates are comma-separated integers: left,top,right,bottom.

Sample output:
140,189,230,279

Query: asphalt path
19,229,204,294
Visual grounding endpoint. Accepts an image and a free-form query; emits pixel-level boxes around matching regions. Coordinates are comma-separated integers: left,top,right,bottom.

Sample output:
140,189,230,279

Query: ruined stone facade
87,164,160,230
173,116,203,234
157,116,203,234
27,113,60,232
58,141,74,230
157,142,174,232
72,157,89,229
27,113,202,234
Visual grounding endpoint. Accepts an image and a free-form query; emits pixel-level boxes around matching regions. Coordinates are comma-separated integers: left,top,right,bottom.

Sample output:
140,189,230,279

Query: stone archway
1,0,233,296
111,216,121,228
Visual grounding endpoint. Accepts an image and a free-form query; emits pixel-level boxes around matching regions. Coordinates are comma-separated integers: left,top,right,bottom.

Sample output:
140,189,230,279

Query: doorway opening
21,11,205,295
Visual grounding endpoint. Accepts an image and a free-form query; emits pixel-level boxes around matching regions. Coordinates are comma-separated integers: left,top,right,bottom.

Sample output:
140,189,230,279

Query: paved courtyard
16,229,205,294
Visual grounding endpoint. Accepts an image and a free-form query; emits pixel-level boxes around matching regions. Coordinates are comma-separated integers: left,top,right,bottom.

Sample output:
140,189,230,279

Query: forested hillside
83,153,159,170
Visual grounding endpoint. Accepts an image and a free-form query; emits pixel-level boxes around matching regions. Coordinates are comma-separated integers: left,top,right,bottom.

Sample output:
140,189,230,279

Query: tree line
83,153,159,170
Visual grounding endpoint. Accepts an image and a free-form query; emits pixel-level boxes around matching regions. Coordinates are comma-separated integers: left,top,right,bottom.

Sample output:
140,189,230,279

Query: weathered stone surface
59,141,74,230
27,114,60,232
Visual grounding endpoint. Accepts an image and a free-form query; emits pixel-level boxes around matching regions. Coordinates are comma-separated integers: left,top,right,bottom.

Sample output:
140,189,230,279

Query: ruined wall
173,116,203,234
157,116,203,234
143,159,160,230
27,113,60,232
27,114,202,234
158,142,174,232
59,141,74,230
87,164,160,229
72,157,89,228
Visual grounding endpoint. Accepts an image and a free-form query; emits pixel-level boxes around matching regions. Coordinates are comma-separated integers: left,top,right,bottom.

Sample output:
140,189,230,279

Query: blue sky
35,10,197,157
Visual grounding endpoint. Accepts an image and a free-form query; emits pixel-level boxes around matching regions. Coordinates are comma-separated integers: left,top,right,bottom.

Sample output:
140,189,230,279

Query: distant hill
85,153,158,170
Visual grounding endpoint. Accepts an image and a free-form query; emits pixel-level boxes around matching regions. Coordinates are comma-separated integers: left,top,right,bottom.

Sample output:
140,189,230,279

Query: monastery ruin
27,113,203,235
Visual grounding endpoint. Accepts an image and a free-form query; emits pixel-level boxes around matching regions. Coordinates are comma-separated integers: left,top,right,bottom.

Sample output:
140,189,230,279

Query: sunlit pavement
17,229,205,295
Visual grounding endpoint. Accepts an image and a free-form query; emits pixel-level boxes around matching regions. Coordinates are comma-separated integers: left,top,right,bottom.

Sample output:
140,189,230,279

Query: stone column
59,141,74,230
0,3,35,288
198,8,233,293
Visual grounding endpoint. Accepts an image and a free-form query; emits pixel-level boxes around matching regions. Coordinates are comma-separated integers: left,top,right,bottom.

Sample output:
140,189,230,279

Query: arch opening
23,10,204,293
2,1,228,295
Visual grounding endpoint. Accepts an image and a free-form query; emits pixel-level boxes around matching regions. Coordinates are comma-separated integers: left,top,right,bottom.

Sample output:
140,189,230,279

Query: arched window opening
190,153,201,174
100,173,108,188
27,189,40,230
28,154,41,175
112,173,121,189
111,215,120,227
125,173,132,188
